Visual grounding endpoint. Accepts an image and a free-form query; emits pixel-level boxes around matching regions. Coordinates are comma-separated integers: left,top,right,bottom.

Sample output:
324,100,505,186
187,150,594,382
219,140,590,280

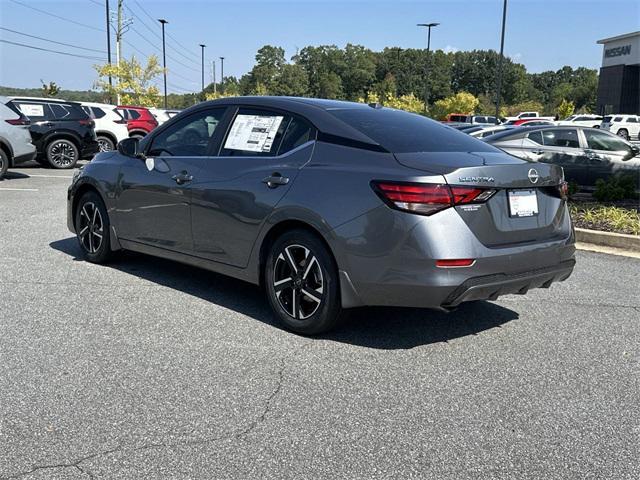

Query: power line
129,0,198,63
0,27,107,54
0,39,105,61
8,0,105,32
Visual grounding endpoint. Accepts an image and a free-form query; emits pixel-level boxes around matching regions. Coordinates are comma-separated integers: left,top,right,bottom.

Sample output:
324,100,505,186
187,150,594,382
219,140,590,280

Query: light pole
219,56,225,93
105,0,112,101
199,44,206,93
494,0,508,120
158,19,168,109
417,22,439,114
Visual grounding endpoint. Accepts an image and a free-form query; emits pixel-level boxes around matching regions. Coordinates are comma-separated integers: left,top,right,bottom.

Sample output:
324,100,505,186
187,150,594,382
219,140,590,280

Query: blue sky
0,0,638,93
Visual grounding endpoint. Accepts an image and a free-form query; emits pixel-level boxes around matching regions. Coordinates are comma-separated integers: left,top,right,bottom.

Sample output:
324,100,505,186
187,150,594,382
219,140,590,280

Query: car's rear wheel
75,191,113,263
0,149,8,179
97,135,115,152
47,139,79,169
265,229,342,335
617,129,629,140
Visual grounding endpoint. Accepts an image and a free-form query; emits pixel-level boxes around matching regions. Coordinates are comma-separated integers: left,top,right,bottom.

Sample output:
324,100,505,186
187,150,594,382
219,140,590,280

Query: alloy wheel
273,244,324,320
78,202,104,254
49,141,77,167
97,138,113,152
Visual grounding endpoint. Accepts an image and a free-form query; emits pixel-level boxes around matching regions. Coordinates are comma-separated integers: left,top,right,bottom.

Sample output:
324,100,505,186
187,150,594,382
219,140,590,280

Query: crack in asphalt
0,341,311,479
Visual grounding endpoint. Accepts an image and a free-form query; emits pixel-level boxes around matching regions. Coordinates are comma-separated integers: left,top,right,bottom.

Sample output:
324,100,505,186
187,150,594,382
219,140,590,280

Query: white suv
557,114,602,128
600,114,640,141
80,102,129,152
0,96,36,178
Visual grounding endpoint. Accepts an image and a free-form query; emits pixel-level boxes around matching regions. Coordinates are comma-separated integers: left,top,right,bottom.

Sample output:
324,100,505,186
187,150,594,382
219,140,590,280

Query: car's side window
584,130,629,152
277,116,314,155
15,102,47,121
148,108,226,157
542,129,580,148
220,108,290,157
48,104,72,120
527,131,543,145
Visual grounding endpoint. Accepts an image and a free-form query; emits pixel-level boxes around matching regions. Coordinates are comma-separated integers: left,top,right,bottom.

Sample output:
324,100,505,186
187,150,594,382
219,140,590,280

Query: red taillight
436,259,475,268
79,119,94,127
372,182,496,215
5,118,30,126
559,181,569,199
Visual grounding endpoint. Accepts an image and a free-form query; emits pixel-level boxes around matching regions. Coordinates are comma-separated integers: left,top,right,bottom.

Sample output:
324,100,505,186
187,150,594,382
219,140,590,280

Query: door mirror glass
118,137,140,157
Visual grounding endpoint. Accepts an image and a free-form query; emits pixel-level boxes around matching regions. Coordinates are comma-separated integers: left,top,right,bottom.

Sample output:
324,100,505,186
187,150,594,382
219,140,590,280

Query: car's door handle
172,171,193,185
262,173,289,188
531,149,545,155
586,151,602,160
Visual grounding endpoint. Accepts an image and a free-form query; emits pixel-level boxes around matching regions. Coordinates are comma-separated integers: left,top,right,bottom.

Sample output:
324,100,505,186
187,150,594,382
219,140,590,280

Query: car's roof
187,96,389,147
118,105,152,110
81,101,117,108
8,96,71,103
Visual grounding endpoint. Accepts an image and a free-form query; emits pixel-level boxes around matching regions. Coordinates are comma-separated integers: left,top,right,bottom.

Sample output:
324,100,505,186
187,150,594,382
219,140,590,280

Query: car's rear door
115,107,227,253
524,128,589,185
189,106,316,267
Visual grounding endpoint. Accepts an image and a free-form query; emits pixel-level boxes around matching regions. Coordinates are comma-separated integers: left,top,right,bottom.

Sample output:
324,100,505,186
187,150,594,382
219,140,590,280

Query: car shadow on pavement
0,172,30,180
50,237,519,350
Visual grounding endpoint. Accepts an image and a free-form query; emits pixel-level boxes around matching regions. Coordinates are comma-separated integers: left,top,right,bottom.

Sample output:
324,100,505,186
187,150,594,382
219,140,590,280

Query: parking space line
0,187,39,191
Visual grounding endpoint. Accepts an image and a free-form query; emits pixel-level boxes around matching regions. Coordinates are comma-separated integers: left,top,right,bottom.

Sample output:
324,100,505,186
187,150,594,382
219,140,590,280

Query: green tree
431,92,480,120
41,81,60,97
557,99,575,119
94,55,163,106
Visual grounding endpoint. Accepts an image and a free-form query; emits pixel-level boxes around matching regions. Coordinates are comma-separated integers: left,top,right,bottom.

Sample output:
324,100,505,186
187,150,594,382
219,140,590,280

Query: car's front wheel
75,191,113,263
47,139,79,169
265,229,343,335
617,129,629,140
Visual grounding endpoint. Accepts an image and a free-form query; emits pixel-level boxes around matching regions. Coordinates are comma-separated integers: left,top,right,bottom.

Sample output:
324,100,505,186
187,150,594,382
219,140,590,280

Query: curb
575,228,640,252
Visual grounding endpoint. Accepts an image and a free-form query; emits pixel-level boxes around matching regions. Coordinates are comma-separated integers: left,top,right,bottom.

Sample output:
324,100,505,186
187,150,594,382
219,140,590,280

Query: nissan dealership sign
599,32,640,67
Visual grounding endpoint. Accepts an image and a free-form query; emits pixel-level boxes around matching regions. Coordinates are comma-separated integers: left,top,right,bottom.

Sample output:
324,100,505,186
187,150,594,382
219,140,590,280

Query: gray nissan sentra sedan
67,97,575,334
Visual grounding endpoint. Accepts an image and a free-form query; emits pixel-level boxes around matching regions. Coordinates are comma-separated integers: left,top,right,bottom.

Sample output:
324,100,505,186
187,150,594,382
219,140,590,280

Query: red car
116,105,158,138
505,118,555,126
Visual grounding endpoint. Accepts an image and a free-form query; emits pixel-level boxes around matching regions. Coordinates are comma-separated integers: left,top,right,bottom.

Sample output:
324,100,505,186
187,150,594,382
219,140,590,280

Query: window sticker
18,104,44,117
224,114,284,153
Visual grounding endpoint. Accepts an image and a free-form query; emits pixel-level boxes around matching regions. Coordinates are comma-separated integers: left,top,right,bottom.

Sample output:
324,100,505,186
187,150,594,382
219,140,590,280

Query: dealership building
596,31,640,115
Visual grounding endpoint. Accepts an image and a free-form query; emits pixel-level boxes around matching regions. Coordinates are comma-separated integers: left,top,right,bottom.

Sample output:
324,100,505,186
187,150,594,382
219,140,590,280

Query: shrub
593,175,638,202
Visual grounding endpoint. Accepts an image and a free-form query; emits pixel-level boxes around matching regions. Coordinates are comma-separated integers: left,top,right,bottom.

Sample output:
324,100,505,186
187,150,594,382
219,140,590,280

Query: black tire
46,139,79,169
617,129,629,140
97,135,115,152
75,191,113,264
265,229,342,335
0,149,8,179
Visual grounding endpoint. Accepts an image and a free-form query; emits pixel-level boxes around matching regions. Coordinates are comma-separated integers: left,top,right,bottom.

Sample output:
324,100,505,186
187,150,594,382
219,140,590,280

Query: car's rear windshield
328,107,498,153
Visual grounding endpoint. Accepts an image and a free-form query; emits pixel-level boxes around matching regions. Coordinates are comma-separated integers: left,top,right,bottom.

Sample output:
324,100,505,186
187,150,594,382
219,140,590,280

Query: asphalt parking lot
0,162,639,480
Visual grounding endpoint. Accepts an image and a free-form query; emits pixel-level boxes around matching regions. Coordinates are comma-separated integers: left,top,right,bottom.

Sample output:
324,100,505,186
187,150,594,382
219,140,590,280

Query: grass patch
570,204,640,236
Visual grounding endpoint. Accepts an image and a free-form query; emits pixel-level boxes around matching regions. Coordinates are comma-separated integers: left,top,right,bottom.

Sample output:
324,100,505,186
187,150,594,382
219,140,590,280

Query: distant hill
0,86,107,103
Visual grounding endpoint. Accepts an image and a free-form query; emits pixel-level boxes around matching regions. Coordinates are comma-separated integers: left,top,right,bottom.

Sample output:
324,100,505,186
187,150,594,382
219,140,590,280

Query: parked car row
0,96,181,178
478,125,640,189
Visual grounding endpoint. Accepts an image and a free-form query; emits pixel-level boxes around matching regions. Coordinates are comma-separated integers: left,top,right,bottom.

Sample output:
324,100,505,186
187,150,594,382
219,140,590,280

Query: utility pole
417,22,439,114
105,0,112,102
212,60,216,93
494,0,508,120
219,56,225,93
115,0,123,104
199,44,206,93
158,19,168,109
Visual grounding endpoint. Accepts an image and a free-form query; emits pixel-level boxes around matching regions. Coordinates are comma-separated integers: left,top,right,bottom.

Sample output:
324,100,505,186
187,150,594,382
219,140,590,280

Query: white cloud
443,45,459,54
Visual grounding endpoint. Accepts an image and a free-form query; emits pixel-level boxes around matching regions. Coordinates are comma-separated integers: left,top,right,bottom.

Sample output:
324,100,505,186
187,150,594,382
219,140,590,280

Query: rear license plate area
508,189,538,217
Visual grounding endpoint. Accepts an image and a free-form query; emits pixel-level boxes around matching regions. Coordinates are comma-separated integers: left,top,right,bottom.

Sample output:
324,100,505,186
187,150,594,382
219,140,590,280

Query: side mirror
117,137,141,158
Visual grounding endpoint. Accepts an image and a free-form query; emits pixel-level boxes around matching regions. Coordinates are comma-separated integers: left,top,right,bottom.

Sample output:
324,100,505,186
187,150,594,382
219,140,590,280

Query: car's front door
524,128,589,186
114,107,227,253
189,107,316,267
582,128,640,187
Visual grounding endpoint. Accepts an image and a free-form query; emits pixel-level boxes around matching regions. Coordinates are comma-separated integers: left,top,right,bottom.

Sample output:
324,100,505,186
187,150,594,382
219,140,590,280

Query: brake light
5,118,30,126
372,181,496,215
79,119,95,127
436,259,475,268
559,181,569,199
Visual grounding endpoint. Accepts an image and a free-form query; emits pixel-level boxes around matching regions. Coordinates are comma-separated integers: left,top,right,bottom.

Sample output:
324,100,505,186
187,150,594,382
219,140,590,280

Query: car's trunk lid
394,151,570,248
